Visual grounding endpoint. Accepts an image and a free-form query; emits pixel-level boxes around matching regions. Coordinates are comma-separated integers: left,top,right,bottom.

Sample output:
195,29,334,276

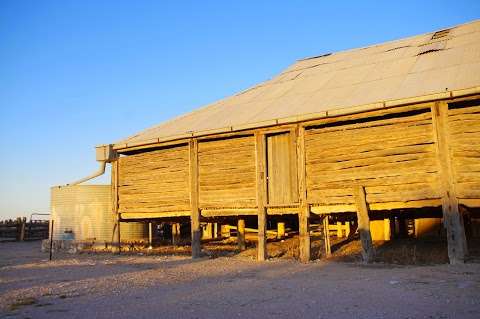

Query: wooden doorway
266,132,298,205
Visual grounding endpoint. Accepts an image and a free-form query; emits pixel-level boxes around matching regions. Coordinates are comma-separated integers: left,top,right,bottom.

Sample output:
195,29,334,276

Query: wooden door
266,132,298,205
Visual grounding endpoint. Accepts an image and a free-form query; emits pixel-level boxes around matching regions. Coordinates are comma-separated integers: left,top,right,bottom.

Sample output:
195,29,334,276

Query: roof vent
299,53,332,61
417,40,447,56
417,29,451,56
385,45,411,52
431,28,451,40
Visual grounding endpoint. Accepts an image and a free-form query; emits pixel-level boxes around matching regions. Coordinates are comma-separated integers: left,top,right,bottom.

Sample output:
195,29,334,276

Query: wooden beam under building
431,102,468,264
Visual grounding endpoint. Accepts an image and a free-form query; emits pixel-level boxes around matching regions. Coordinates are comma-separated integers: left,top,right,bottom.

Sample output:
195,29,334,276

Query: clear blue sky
0,1,479,220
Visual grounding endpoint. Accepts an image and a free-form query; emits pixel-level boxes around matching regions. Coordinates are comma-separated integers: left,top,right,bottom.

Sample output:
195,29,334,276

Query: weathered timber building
80,20,480,263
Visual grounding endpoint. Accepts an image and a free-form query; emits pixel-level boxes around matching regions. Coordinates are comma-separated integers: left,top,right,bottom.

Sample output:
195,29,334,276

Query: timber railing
0,217,49,242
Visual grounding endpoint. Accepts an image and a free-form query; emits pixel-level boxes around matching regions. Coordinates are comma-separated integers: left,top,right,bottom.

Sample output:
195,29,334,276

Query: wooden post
189,139,201,258
299,206,311,262
257,207,267,261
297,126,311,263
17,217,26,241
16,217,20,241
384,218,391,241
255,133,267,261
148,222,153,249
398,217,407,238
345,221,351,237
49,220,54,261
337,221,343,238
431,102,468,264
323,215,331,258
213,223,219,239
237,219,246,251
277,222,285,239
201,224,208,239
172,223,181,245
112,160,121,253
354,186,374,263
204,223,213,239
116,216,121,254
390,216,396,239
221,224,230,238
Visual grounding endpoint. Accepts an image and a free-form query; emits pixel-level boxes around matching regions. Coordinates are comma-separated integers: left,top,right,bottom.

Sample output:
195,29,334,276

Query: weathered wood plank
354,186,374,263
306,110,432,135
117,145,190,216
198,136,257,208
433,102,468,264
307,144,435,164
255,133,267,261
297,126,310,262
237,219,246,251
190,139,201,258
323,215,331,258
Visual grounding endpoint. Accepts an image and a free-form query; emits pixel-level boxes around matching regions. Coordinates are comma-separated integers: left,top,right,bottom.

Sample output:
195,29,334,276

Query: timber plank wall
115,98,480,219
306,107,440,213
117,145,190,214
198,135,257,208
449,101,480,207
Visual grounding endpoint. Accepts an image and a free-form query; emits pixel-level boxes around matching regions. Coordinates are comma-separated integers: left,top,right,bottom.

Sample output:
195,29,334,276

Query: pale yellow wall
51,185,146,242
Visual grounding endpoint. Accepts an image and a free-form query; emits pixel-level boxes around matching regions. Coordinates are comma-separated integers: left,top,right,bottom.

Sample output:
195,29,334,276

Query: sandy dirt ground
0,241,479,319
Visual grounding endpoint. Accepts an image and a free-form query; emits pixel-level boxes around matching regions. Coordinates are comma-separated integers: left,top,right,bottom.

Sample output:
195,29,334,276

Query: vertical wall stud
297,126,311,262
189,139,201,258
431,102,467,264
255,132,267,261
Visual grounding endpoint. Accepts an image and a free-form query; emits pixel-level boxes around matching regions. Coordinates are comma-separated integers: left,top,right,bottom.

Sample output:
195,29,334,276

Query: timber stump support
299,205,311,263
172,223,181,245
189,139,201,258
354,186,374,263
237,219,246,251
221,224,231,238
277,222,285,239
431,102,468,264
148,222,153,249
203,223,213,240
116,216,121,254
383,218,391,241
257,208,267,261
322,215,331,258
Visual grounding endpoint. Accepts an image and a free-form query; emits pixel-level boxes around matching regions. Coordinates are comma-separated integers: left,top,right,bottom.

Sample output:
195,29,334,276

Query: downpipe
66,161,107,186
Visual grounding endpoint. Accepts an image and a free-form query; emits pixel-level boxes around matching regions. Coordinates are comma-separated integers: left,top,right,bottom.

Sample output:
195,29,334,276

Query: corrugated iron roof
115,20,480,148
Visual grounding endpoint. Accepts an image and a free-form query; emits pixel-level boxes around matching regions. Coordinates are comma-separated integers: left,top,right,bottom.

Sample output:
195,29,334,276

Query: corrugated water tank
50,185,146,242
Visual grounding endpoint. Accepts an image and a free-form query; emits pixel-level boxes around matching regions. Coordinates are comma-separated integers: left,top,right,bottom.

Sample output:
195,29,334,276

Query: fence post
49,220,54,261
20,217,26,241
